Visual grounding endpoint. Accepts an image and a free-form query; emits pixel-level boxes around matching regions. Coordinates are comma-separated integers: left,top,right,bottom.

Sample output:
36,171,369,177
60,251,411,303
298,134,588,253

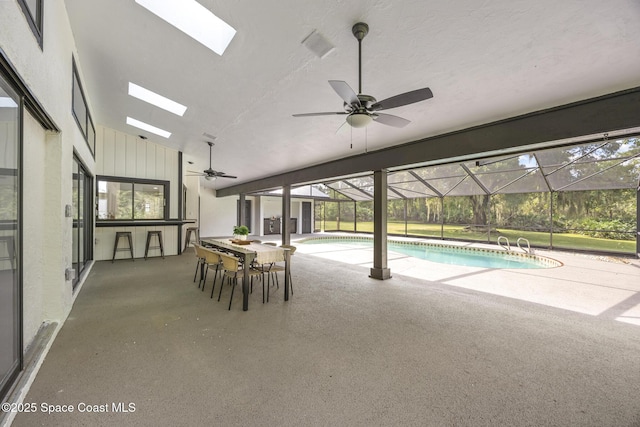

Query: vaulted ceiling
63,0,640,191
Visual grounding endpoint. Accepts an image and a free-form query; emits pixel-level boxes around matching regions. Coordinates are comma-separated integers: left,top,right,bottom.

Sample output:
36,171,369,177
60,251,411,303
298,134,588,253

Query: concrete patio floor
291,233,640,326
8,233,640,426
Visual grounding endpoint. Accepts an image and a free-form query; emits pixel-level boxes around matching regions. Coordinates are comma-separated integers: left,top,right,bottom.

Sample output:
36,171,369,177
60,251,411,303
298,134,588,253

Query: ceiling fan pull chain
365,126,368,153
352,122,357,149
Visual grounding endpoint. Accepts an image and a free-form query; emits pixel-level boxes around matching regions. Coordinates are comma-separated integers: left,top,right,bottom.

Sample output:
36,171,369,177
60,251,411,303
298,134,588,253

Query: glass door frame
72,153,92,290
0,79,23,401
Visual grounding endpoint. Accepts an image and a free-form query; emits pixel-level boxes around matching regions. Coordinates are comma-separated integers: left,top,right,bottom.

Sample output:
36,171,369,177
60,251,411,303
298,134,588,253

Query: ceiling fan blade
371,87,433,111
329,80,361,107
217,174,237,179
187,170,205,174
372,113,411,128
293,112,348,117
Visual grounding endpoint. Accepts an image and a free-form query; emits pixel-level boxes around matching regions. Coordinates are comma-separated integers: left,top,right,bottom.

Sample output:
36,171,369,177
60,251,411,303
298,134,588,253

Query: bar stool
184,227,200,251
144,230,164,260
112,231,134,262
0,235,16,270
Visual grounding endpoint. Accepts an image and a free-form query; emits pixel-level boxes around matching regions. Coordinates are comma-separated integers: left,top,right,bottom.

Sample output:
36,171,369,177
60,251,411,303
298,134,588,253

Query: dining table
200,238,291,311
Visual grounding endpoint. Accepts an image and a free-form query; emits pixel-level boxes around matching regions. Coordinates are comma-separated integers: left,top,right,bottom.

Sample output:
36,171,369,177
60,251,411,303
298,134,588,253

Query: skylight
128,83,187,116
126,117,171,138
135,0,236,56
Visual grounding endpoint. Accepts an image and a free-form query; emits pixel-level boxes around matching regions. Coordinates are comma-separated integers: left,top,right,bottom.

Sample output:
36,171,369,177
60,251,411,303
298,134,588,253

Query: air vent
301,30,334,59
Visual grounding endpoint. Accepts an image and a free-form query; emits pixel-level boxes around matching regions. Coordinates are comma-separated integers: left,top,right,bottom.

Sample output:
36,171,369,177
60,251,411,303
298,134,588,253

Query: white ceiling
63,0,640,191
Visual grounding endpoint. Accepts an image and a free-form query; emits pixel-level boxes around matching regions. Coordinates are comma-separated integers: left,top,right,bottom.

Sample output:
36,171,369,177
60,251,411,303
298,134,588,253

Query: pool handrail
517,237,531,254
497,236,510,251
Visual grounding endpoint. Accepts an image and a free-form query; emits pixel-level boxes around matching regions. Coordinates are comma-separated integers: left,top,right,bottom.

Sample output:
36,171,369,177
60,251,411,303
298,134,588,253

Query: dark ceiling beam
217,86,640,197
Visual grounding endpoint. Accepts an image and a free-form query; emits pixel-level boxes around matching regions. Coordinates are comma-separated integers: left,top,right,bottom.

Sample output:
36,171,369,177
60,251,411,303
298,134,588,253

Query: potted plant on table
233,225,250,241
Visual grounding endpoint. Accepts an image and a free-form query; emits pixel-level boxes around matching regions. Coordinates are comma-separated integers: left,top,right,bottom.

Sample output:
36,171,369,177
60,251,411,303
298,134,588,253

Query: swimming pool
299,236,562,269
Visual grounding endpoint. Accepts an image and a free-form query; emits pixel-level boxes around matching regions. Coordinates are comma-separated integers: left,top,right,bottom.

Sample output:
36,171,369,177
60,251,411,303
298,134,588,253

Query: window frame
71,57,95,157
96,175,170,221
17,0,43,49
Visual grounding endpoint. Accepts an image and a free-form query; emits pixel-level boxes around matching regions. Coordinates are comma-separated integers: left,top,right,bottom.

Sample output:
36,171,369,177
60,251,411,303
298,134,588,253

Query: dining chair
199,247,223,296
192,243,206,284
268,244,296,299
217,253,263,310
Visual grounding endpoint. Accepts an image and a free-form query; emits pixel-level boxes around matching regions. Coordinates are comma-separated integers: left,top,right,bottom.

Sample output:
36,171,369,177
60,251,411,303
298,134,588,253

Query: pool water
301,238,560,269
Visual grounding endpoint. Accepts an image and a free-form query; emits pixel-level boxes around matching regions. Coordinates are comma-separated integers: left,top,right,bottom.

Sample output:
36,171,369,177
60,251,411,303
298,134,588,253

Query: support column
238,193,246,226
282,184,291,246
636,183,640,258
440,197,444,239
370,170,391,280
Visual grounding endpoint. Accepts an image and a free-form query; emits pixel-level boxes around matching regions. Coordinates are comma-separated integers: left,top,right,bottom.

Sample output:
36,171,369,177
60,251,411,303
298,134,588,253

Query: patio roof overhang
217,86,640,199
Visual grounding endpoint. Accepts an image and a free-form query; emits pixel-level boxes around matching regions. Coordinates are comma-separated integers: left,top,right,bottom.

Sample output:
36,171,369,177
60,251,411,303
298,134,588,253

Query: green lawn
318,220,636,254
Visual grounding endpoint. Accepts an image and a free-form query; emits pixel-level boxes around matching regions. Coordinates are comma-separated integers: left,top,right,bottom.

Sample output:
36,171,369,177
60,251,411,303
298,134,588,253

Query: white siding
94,126,182,260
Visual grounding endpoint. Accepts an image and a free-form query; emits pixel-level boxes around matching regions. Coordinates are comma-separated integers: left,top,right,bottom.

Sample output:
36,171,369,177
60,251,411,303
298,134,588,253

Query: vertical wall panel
114,131,127,176
99,127,180,184
125,134,137,177
95,126,183,260
145,142,156,179
155,147,165,180
102,128,116,176
136,139,146,178
96,127,104,174
166,150,179,217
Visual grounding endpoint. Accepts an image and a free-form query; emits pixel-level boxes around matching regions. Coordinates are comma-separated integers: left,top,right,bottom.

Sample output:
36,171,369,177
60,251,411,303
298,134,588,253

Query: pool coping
297,234,563,268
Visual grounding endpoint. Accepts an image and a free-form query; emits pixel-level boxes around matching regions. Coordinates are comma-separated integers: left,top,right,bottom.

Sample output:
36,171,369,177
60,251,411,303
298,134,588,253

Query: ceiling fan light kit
346,113,372,128
293,22,433,129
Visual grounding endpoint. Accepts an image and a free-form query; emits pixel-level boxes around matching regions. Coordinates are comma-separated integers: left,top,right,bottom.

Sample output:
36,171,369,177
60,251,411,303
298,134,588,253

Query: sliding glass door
72,156,91,289
0,77,21,399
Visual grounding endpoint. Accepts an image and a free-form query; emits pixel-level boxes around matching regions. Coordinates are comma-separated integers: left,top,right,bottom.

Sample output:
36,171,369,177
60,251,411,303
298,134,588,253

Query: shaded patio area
11,240,640,426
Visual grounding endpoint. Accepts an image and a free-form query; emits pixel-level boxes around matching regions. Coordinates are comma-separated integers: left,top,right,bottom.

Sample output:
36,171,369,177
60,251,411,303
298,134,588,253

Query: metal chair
144,230,164,259
192,243,206,284
112,231,134,262
184,227,200,251
217,253,263,310
199,247,223,296
269,244,296,297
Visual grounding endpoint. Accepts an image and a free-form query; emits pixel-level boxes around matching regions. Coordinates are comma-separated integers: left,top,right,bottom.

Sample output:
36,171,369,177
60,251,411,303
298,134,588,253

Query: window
72,57,95,156
97,177,168,220
17,0,43,48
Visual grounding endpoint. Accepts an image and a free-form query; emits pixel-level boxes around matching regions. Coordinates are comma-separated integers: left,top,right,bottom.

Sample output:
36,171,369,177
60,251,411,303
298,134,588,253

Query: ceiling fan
187,141,237,181
293,22,433,128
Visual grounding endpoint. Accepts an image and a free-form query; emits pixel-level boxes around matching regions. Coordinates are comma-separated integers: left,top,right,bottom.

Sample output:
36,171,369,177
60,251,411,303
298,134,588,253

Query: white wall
94,126,181,260
21,112,46,344
0,0,97,351
95,126,180,217
200,189,238,237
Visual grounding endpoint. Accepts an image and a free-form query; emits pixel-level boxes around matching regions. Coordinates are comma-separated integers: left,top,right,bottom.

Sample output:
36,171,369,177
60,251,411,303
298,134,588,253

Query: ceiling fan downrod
352,22,369,95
